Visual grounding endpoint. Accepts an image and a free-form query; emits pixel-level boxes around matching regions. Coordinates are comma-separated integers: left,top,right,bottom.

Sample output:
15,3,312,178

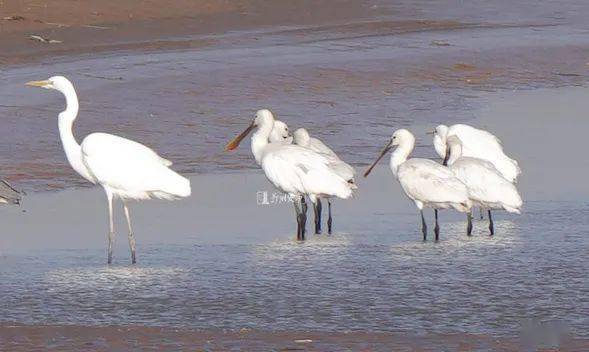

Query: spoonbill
293,127,356,234
27,76,191,264
446,135,522,235
225,109,354,240
268,120,293,144
433,124,521,182
364,129,471,241
433,123,521,220
0,180,22,205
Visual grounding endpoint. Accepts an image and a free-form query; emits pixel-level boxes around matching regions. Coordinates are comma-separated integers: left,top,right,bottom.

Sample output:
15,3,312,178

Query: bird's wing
397,159,468,204
451,158,522,208
329,160,356,182
308,138,339,160
81,133,189,197
262,144,353,199
451,124,504,157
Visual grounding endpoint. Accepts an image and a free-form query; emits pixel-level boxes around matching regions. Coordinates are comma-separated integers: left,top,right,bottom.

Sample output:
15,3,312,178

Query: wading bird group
3,75,522,263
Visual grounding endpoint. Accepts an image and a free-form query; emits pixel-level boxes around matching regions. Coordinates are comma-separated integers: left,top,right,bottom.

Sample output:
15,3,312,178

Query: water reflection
0,204,587,336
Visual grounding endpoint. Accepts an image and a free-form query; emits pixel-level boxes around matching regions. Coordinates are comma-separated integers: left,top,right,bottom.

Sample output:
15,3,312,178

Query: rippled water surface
1,201,587,336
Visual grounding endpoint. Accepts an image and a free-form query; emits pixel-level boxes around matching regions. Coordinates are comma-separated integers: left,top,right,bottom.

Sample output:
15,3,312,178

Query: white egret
293,127,356,234
0,180,22,205
225,109,354,240
433,124,521,182
364,129,471,241
446,135,522,235
27,76,191,264
268,120,293,144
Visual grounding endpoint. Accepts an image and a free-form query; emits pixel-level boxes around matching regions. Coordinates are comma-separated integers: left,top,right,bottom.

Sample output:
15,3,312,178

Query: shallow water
1,200,587,337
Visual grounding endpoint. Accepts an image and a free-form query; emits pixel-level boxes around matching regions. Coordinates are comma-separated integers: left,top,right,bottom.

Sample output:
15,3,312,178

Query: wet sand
2,324,589,351
0,0,382,64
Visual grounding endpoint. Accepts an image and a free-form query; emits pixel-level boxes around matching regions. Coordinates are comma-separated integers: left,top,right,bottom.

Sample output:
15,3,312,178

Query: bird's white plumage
293,128,356,184
268,120,293,144
247,110,354,200
81,133,190,200
388,129,470,212
434,124,521,182
446,136,522,213
261,144,352,199
397,158,470,211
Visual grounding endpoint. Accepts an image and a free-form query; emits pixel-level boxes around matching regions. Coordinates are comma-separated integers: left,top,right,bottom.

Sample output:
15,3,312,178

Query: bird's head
434,124,449,139
225,109,275,151
26,76,72,92
269,120,291,143
364,129,414,177
293,128,310,146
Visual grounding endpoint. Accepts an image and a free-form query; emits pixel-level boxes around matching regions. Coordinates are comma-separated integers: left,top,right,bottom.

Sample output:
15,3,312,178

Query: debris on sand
29,35,63,44
2,15,25,21
294,339,313,343
431,40,450,46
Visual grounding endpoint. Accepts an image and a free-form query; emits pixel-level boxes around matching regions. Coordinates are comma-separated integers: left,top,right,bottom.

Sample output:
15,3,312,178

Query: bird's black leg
300,196,307,239
327,200,333,234
434,209,440,241
313,198,322,234
467,212,473,236
488,210,494,236
294,197,302,240
420,210,427,241
479,207,485,220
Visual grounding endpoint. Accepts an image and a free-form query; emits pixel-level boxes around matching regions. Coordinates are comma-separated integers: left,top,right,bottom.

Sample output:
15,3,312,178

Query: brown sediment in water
1,324,587,351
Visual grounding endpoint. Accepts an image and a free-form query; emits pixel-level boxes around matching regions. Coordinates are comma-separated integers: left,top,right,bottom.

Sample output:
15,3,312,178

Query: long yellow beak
225,121,255,151
25,80,51,87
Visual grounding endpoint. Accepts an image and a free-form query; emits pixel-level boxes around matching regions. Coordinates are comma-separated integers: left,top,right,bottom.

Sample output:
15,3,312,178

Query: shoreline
1,324,587,351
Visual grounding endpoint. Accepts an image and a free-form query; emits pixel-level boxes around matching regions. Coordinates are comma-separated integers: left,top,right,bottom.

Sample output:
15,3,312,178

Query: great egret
225,109,354,240
27,76,191,264
0,180,22,205
268,120,293,144
446,135,522,235
293,127,356,234
364,129,471,241
433,124,521,182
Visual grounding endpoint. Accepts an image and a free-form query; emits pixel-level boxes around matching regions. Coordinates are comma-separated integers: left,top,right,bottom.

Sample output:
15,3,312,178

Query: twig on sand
82,24,112,30
81,73,124,81
29,35,62,44
553,72,583,77
431,40,451,46
2,16,26,21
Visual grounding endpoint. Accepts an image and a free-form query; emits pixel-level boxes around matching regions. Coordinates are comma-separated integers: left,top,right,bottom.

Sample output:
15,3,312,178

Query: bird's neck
251,122,273,164
446,143,462,166
57,88,93,182
390,142,413,176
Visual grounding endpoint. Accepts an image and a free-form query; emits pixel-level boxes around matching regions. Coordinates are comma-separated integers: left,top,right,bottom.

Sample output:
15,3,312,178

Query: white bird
0,179,22,205
446,135,522,236
364,129,471,241
293,127,356,234
268,120,293,144
433,124,521,182
225,109,354,240
27,76,191,264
